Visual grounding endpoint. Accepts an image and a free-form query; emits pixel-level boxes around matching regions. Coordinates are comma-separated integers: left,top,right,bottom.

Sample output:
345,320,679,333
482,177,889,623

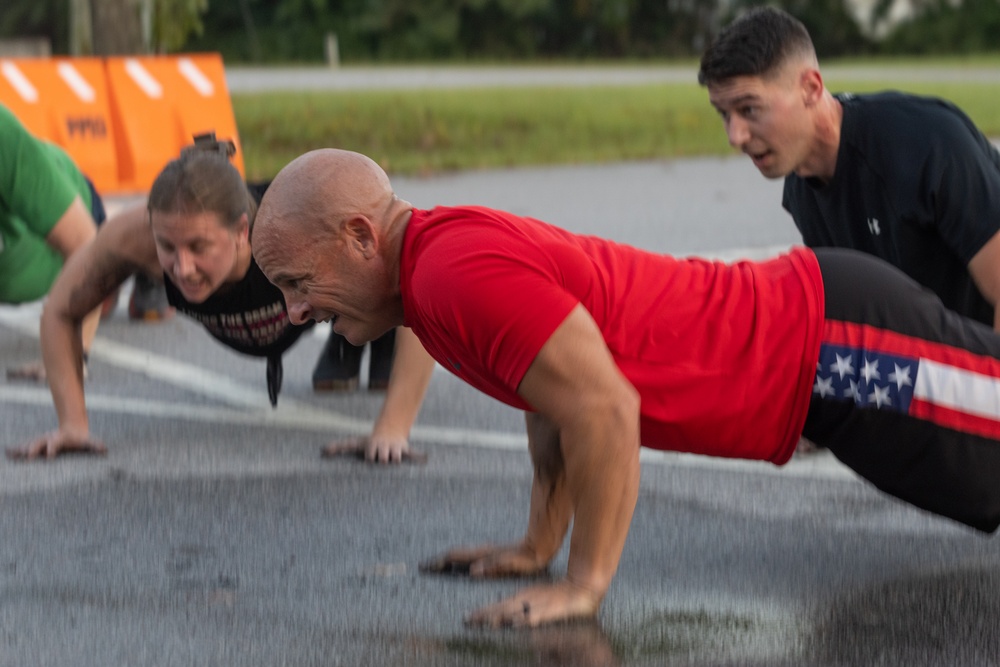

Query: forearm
80,305,102,354
370,327,435,440
519,411,574,564
521,465,575,565
40,304,90,432
561,402,641,597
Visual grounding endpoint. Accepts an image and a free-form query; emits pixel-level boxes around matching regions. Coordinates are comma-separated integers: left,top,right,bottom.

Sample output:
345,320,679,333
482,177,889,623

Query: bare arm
54,198,105,359
966,230,1000,332
366,326,435,460
419,411,576,580
8,203,160,460
425,305,641,628
322,326,436,463
7,196,100,381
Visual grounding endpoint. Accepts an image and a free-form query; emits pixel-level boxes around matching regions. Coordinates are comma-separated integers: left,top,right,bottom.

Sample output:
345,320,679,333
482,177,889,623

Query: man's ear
800,67,825,107
343,215,378,258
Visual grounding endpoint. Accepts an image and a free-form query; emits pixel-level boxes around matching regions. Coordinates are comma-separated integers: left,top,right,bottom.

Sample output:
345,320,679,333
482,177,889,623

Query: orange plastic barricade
104,53,244,192
0,57,119,193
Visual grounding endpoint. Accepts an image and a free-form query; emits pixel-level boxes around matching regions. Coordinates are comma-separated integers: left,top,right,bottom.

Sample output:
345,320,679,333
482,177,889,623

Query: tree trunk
69,0,95,55
90,0,147,55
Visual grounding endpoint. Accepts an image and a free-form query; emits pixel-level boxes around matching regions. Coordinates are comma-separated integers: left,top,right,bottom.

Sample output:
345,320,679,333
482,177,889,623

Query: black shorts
803,248,1000,533
84,176,106,226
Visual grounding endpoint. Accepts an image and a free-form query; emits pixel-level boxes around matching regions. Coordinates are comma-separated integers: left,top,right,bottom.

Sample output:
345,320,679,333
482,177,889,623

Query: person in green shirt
0,103,105,370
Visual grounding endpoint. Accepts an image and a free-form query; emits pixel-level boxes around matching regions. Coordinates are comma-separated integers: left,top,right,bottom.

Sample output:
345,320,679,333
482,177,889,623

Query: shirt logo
867,218,881,236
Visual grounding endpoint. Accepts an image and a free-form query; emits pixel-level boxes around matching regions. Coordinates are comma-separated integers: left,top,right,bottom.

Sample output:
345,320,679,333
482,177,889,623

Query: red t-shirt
401,206,824,464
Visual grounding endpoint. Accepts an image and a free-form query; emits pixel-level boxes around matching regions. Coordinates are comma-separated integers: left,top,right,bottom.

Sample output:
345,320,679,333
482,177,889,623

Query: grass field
232,61,1000,180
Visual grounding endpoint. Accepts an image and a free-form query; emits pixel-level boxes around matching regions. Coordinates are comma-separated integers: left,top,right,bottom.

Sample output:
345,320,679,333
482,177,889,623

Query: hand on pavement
6,429,107,461
419,541,547,578
321,436,427,464
464,579,603,629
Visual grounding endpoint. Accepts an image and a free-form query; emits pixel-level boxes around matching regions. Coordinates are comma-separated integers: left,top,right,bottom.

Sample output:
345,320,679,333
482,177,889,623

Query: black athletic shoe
128,273,174,322
313,331,363,392
367,329,397,391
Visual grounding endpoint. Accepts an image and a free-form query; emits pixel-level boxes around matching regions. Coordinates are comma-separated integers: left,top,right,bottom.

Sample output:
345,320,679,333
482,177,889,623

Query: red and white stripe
824,320,1000,439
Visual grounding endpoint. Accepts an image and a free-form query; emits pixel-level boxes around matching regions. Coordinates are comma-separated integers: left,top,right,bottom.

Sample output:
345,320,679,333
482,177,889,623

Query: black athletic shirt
783,91,1000,326
162,181,310,405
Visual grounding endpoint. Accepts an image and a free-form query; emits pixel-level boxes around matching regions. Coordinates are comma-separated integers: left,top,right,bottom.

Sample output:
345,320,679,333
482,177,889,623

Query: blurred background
4,0,1000,64
4,1,1000,181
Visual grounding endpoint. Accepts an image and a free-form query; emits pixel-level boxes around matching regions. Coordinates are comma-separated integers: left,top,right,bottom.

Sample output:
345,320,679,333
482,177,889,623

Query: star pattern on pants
813,343,919,412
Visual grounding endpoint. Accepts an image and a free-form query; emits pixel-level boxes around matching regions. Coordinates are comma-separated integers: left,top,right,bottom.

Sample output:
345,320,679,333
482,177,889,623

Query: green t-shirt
0,104,92,303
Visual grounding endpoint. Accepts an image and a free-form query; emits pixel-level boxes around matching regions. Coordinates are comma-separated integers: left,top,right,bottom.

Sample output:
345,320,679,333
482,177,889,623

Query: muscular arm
466,304,641,627
966,230,1000,332
10,203,161,460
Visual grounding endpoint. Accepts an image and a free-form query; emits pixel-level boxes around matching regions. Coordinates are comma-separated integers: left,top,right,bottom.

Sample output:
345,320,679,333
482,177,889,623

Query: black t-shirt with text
162,181,310,405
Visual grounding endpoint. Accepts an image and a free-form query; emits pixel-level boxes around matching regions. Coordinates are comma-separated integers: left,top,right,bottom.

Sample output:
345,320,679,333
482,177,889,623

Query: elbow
597,380,642,456
613,382,641,433
39,296,76,335
39,298,58,331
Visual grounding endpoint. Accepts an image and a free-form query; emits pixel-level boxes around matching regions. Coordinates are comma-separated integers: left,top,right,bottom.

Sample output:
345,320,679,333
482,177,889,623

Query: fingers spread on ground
464,599,534,629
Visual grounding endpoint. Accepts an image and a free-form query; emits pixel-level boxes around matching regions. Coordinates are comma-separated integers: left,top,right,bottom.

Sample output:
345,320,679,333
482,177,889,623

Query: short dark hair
698,6,815,86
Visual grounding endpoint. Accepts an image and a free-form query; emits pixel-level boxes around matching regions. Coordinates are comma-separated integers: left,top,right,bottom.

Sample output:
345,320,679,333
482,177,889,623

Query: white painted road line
0,383,853,479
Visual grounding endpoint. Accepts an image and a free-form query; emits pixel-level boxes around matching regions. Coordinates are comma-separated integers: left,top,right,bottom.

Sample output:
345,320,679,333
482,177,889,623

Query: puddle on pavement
393,609,801,666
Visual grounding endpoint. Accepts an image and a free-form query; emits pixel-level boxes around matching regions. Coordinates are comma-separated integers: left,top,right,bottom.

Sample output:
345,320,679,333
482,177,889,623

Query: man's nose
285,298,312,325
726,115,749,148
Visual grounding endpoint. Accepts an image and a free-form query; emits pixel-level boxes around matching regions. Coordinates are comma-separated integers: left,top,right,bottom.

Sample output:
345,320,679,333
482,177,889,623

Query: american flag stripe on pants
819,320,1000,440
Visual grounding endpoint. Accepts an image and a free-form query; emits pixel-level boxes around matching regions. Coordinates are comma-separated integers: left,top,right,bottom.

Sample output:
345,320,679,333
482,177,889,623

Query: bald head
252,148,402,282
254,148,395,244
251,149,412,339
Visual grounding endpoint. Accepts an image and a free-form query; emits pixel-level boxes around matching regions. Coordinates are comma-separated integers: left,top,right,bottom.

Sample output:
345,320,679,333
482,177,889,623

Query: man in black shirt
697,6,1000,330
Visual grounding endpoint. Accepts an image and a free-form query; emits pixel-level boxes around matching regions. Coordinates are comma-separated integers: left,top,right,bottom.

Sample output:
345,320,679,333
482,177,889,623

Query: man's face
706,70,813,180
256,221,391,346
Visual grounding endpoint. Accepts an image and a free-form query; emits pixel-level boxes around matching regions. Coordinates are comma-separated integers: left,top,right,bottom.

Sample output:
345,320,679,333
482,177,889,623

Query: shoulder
0,106,66,167
838,91,998,182
93,203,160,273
408,205,569,272
406,206,570,310
408,207,509,287
409,206,527,267
840,91,984,143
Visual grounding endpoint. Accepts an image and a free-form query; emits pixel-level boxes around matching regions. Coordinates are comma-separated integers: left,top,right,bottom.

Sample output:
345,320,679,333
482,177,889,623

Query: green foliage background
233,73,1000,179
9,0,1000,63
5,2,1000,180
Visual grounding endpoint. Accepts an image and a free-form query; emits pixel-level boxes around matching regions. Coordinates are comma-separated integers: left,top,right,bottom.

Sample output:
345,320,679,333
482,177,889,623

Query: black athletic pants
802,248,1000,533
